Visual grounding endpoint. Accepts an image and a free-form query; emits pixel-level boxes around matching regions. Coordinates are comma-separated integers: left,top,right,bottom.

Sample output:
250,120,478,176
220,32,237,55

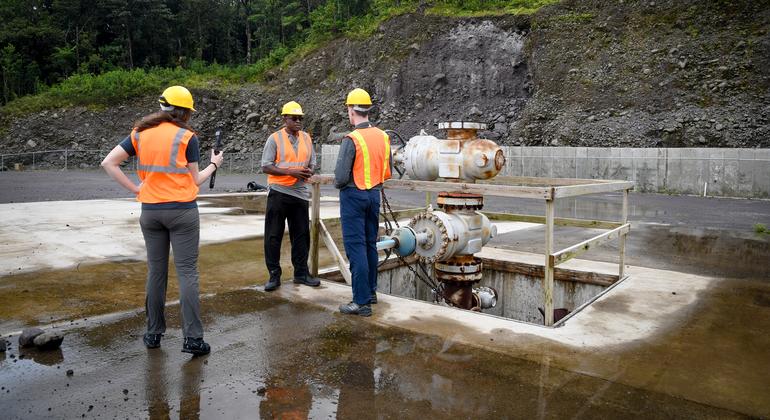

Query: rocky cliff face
1,0,768,164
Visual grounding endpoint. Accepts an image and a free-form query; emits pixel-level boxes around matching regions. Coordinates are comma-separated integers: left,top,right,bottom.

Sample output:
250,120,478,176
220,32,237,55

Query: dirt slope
1,0,768,166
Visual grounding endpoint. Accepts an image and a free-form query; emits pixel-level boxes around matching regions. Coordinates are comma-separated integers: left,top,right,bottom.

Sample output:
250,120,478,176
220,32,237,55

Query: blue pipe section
376,238,396,251
376,226,417,257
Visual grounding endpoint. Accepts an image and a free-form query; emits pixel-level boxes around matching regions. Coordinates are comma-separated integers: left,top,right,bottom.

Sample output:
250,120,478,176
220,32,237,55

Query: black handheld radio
209,129,222,190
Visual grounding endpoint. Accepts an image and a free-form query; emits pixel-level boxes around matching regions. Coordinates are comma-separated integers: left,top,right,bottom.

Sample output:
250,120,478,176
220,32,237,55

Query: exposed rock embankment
1,0,768,167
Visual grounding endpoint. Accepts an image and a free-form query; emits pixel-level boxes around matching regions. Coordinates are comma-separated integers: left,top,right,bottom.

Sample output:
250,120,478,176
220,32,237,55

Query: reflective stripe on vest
267,128,312,187
274,130,310,168
130,123,197,204
135,127,190,174
349,130,390,189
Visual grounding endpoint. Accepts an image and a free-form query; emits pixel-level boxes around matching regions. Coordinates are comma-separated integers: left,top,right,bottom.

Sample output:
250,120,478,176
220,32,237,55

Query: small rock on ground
19,328,44,348
33,331,65,350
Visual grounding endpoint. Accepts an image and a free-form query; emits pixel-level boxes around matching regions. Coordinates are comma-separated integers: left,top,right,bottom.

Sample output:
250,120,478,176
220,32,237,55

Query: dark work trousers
139,208,204,339
264,189,310,279
340,187,380,306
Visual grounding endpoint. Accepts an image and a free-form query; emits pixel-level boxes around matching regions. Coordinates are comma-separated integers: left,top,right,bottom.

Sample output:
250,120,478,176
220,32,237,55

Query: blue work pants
340,187,380,305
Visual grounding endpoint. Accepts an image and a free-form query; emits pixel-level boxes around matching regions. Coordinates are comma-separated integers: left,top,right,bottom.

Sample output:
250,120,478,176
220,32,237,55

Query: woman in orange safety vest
101,86,223,356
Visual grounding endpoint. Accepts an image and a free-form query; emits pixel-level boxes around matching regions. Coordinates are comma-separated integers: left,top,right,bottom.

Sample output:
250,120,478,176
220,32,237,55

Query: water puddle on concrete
200,195,268,215
0,237,336,332
0,288,754,418
493,223,770,279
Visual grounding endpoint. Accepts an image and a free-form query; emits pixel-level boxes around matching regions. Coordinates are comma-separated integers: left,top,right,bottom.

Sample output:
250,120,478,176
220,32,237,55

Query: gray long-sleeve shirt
261,128,316,201
334,122,392,190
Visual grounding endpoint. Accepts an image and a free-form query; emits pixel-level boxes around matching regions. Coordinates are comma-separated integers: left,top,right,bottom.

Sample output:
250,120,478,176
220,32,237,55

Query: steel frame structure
308,174,633,326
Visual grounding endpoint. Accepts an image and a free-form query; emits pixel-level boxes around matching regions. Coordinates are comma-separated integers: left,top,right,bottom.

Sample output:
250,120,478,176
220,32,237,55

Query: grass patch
1,50,289,117
755,223,769,235
428,0,559,17
553,12,594,23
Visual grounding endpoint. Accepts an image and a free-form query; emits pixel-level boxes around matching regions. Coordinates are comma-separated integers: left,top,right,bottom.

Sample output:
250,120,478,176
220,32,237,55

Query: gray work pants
140,208,203,339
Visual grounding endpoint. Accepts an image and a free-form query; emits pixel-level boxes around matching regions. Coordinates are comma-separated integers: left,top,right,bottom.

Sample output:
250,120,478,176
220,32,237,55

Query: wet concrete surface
492,223,770,279
3,171,768,279
1,171,769,417
0,288,752,419
0,237,335,333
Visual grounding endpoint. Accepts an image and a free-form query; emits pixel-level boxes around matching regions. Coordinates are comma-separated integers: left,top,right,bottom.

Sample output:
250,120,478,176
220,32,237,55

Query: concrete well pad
1,195,768,417
277,254,769,417
0,194,342,275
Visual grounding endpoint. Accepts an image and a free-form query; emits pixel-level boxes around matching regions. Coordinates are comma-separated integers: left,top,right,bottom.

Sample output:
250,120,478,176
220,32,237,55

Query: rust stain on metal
494,149,506,170
446,128,478,140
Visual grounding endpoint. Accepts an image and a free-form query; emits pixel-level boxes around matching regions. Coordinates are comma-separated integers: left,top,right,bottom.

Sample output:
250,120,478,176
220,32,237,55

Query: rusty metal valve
408,209,497,263
392,122,505,182
473,286,497,310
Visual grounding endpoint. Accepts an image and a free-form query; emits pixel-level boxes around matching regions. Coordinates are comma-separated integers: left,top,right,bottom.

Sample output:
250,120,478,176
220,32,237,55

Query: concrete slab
1,194,768,417
0,194,342,275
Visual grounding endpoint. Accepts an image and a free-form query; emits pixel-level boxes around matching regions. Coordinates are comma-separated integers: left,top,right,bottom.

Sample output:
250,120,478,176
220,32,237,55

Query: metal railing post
619,188,629,279
544,196,555,327
309,182,321,277
32,152,35,170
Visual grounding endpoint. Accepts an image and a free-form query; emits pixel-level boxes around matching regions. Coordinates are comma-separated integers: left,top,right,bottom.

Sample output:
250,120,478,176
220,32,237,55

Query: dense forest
0,0,550,109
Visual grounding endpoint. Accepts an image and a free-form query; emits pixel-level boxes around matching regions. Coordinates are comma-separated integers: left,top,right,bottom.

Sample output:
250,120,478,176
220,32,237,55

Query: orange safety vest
267,128,312,187
130,122,198,203
349,127,391,190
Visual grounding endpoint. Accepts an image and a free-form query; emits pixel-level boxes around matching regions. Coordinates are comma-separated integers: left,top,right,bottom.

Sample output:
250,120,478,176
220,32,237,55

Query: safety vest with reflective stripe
266,128,312,187
348,127,391,190
130,122,198,203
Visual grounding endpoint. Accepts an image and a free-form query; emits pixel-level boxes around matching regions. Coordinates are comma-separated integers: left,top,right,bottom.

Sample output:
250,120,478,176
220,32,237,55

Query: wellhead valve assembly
377,122,505,312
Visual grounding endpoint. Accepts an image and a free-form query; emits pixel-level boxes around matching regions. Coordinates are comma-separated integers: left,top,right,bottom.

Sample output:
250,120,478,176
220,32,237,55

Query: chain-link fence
0,145,328,173
0,149,268,173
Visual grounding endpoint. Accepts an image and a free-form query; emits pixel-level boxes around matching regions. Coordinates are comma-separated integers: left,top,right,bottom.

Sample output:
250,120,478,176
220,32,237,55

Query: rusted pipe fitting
393,121,505,182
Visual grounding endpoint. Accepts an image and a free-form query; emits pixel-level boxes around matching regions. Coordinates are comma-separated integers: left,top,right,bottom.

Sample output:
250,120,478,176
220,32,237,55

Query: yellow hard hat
159,86,195,111
281,101,304,116
345,88,372,106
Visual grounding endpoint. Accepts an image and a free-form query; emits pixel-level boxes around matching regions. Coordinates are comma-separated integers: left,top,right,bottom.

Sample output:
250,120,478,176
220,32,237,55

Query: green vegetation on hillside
429,0,558,17
1,0,556,116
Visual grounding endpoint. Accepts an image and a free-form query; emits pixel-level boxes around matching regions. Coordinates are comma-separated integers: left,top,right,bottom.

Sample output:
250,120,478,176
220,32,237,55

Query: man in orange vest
261,101,320,291
335,88,392,316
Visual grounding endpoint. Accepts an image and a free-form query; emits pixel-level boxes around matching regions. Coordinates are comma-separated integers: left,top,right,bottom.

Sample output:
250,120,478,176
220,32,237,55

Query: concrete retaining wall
378,264,605,324
321,145,770,198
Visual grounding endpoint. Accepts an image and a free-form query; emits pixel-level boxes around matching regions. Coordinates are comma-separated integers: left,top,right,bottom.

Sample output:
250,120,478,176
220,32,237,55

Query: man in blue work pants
335,88,392,317
340,188,381,313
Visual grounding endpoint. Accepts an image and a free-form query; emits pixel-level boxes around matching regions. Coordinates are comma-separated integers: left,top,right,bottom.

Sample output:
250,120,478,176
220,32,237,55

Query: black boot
264,270,281,292
182,337,210,356
143,333,162,349
293,274,320,287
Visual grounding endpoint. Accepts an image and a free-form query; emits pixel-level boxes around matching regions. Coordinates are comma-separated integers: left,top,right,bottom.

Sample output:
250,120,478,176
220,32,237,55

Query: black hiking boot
264,271,281,292
369,293,378,304
293,275,320,287
143,333,162,349
182,337,210,356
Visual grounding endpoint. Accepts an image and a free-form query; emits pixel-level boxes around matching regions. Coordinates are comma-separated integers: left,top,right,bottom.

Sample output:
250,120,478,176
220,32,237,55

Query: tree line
0,0,532,107
0,0,381,105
